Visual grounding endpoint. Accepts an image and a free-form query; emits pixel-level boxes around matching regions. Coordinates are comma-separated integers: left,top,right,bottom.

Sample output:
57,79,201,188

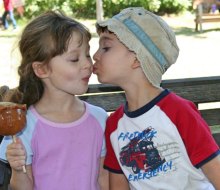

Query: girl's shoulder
85,101,108,116
84,102,108,129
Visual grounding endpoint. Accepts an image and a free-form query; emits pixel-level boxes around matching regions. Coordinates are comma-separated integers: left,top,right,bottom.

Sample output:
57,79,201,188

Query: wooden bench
1,76,220,144
79,76,220,145
0,76,220,189
195,3,220,31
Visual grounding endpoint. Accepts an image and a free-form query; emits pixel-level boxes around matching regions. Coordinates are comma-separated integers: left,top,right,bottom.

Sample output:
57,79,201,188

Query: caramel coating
0,102,27,136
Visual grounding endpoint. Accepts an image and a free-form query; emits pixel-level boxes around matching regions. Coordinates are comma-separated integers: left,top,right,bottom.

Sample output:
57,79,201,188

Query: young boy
93,7,220,190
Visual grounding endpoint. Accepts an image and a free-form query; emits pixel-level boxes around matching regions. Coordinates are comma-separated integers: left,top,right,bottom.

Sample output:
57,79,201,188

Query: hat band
115,16,169,71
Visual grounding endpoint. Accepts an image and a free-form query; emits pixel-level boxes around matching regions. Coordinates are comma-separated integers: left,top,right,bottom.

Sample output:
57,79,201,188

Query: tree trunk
96,0,104,21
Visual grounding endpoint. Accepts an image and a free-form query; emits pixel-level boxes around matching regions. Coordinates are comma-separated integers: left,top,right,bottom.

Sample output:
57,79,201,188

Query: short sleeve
104,107,124,173
0,108,37,165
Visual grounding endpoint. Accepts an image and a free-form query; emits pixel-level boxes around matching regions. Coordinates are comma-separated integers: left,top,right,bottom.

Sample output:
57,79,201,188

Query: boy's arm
109,172,129,190
201,155,220,190
98,157,109,190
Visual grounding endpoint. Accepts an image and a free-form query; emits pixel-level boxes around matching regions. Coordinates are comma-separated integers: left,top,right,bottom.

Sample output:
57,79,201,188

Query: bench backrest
79,76,220,146
1,76,220,145
193,0,216,12
80,76,220,125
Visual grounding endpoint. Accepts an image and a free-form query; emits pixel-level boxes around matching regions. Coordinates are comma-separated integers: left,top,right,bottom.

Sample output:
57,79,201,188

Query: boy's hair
7,10,91,107
96,7,179,87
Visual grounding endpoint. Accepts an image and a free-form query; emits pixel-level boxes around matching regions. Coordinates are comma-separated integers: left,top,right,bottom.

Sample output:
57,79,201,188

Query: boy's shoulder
106,105,124,131
159,91,196,110
158,91,201,123
108,105,124,120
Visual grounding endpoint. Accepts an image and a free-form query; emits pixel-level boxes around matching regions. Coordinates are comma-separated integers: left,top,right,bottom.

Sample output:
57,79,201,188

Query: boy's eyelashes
102,47,110,51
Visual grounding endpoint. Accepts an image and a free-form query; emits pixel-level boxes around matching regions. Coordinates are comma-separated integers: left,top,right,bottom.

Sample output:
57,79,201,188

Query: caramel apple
0,102,27,136
0,102,27,173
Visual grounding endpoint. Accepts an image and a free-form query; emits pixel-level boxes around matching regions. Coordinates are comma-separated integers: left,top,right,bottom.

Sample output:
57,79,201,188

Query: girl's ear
32,62,49,78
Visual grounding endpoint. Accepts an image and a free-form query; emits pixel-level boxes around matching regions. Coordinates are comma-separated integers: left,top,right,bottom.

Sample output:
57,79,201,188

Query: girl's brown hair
6,10,91,107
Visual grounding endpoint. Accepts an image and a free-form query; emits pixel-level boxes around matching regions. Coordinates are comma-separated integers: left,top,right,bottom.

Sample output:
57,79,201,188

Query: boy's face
93,31,137,85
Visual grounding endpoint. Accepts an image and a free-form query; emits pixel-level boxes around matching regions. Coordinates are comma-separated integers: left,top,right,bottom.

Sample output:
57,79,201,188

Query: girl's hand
6,137,26,172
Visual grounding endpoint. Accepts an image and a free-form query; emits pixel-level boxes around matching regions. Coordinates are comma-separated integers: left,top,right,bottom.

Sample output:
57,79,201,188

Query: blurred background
0,0,220,88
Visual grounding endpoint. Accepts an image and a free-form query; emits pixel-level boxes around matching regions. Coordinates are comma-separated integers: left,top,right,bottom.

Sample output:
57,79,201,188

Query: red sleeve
159,93,219,167
104,106,124,173
177,101,219,167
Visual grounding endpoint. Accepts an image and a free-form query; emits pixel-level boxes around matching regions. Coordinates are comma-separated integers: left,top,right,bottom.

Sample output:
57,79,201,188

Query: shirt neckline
29,101,89,128
124,89,170,118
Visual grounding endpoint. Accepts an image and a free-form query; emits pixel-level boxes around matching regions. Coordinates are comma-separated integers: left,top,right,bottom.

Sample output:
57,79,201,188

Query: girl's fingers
5,137,26,171
6,144,25,157
11,160,26,172
7,155,26,171
7,137,25,154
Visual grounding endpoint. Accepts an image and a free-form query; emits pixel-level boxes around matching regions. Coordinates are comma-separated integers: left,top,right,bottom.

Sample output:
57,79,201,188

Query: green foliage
158,0,191,15
24,0,73,18
23,0,192,19
103,0,192,17
69,0,96,18
103,0,161,17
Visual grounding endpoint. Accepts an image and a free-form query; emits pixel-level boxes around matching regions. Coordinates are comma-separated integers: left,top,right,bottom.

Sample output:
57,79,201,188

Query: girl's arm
98,157,109,190
201,155,220,190
6,138,34,190
10,165,33,190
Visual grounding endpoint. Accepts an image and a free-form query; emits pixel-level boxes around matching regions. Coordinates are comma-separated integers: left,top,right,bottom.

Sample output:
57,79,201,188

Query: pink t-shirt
0,102,108,190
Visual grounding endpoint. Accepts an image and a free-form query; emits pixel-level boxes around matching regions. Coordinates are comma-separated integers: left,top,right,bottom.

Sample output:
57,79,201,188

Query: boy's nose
93,50,99,62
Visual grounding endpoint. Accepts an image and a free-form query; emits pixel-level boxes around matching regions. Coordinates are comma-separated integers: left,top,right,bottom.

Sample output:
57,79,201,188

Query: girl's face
44,32,92,95
93,31,136,86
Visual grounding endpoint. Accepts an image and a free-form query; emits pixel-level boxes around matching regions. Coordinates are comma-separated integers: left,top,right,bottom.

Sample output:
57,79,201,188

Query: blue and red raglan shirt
104,89,219,190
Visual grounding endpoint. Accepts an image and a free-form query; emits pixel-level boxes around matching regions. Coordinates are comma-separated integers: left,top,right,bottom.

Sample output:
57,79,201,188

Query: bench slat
213,133,220,147
80,76,220,107
199,18,220,23
78,76,220,134
200,109,220,126
202,13,220,17
80,94,220,125
161,77,220,104
80,93,126,112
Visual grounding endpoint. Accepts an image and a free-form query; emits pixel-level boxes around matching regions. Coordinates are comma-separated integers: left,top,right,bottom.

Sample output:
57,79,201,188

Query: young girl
0,11,108,190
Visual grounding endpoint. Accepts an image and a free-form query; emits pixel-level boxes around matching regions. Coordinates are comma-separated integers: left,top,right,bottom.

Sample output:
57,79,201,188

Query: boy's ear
132,58,141,69
32,62,49,78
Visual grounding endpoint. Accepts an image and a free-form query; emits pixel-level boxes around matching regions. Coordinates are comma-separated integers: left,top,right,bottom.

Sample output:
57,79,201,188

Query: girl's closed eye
70,58,79,62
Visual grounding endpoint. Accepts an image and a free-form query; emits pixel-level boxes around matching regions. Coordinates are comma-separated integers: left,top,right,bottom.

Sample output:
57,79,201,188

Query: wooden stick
12,135,26,173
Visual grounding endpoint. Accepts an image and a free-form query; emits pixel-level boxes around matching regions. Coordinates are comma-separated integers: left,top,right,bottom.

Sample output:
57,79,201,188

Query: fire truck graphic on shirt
119,127,165,174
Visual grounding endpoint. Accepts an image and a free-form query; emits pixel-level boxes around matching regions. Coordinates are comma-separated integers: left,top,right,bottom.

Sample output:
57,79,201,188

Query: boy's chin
97,78,109,84
96,75,116,85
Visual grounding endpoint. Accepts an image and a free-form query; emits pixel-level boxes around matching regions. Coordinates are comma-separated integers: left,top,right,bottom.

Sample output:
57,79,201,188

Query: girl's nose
83,57,93,69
